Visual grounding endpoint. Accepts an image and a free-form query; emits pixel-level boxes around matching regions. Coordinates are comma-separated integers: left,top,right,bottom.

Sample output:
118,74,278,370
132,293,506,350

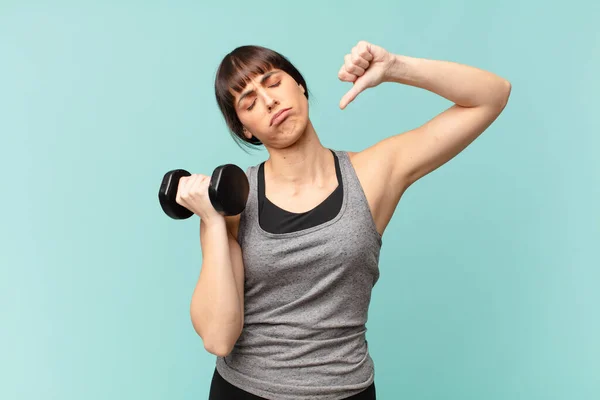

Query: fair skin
225,40,511,240
176,41,511,355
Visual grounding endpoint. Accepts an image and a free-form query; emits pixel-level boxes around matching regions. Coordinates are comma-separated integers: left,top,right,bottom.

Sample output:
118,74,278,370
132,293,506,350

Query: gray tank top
215,149,382,400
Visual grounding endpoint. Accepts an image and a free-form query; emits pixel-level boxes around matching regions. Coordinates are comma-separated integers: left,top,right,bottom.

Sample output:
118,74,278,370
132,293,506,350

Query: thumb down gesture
338,40,396,110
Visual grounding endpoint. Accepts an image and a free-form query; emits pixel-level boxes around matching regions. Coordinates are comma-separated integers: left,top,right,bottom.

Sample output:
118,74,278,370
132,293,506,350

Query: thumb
339,79,366,109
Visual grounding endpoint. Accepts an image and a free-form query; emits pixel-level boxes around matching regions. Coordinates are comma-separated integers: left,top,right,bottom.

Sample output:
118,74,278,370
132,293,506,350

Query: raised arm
366,53,511,188
339,40,511,235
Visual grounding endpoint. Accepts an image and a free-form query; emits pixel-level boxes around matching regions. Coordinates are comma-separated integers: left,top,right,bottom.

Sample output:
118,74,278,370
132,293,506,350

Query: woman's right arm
189,216,245,357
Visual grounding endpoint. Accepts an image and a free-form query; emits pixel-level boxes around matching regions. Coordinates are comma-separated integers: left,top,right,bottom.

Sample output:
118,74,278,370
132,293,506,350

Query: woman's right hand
175,174,223,223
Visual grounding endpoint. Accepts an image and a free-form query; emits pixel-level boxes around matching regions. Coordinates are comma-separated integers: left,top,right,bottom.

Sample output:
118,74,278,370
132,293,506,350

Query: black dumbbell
158,164,249,219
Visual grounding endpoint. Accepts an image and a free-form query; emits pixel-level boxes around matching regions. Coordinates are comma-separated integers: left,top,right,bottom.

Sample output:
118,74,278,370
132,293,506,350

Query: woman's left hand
338,40,396,109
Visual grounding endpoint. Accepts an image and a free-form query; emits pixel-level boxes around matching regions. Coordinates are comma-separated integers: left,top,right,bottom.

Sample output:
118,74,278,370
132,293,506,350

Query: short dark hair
214,45,310,150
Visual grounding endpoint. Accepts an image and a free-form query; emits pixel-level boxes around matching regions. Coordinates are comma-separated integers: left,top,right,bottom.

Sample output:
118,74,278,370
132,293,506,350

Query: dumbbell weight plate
209,164,249,216
158,169,194,219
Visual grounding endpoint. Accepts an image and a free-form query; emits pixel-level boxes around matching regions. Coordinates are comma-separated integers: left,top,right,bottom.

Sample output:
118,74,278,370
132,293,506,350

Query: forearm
386,54,511,108
190,218,242,353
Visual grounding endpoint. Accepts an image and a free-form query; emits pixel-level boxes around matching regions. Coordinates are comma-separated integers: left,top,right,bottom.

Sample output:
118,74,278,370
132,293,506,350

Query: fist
338,40,395,109
175,174,222,222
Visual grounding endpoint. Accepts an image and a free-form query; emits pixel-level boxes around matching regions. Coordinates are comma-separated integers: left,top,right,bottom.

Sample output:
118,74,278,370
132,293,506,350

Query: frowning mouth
270,108,292,126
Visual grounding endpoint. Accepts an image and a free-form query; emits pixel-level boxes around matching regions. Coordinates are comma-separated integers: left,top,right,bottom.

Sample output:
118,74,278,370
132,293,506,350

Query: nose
265,94,279,112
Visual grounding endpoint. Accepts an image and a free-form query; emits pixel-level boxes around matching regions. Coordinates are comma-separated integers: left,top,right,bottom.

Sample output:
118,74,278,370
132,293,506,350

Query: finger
186,174,201,194
344,54,365,76
176,176,189,205
190,174,208,196
338,66,357,82
349,51,370,70
185,174,198,196
177,174,202,203
355,41,374,62
340,82,363,110
193,175,210,196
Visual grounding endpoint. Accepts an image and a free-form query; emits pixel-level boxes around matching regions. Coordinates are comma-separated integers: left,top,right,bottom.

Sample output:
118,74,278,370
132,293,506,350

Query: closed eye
246,82,281,111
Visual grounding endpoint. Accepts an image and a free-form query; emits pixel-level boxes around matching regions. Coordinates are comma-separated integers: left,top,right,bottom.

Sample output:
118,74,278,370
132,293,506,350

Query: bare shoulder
347,148,409,237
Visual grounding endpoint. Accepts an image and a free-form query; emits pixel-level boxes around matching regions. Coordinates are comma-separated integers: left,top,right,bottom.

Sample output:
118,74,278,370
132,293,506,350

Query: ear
242,127,252,139
299,83,305,94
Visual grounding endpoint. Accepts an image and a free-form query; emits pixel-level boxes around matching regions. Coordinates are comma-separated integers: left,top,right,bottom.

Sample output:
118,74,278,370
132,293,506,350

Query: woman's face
232,69,308,148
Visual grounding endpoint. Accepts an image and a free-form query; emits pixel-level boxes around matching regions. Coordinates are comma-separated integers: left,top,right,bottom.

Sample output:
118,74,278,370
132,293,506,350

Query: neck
264,120,334,190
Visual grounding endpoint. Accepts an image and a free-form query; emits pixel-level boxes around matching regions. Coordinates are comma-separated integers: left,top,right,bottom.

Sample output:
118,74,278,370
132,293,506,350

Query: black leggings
208,368,376,400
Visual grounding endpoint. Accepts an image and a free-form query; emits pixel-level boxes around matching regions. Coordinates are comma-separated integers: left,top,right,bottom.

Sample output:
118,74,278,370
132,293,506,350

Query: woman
176,41,511,400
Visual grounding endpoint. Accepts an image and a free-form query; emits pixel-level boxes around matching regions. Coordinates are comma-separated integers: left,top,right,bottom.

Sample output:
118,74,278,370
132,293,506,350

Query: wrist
202,214,226,229
384,54,419,84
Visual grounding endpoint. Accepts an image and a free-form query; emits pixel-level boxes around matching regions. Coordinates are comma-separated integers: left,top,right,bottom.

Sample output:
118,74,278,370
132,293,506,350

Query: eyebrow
236,71,280,107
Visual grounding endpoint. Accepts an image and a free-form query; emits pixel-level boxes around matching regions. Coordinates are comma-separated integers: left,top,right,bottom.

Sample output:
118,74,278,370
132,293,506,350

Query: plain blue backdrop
1,1,598,399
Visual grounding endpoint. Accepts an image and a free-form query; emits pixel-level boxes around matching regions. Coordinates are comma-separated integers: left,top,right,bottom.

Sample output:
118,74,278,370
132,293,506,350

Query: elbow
204,341,234,358
191,324,234,357
502,79,512,105
209,324,243,357
496,79,512,110
204,327,241,357
189,302,243,357
191,315,241,357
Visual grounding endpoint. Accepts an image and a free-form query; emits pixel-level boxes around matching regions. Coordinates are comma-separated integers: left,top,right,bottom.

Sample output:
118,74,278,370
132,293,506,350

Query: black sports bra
257,149,343,234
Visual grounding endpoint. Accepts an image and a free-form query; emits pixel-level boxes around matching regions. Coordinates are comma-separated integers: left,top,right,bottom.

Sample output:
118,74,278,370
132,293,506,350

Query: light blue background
1,1,598,399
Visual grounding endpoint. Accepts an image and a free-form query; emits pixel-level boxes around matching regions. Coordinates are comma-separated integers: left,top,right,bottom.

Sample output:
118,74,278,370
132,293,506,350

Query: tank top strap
238,149,381,247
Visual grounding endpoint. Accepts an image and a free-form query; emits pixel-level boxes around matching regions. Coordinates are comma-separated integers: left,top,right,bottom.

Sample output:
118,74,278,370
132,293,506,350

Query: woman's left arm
378,54,512,186
340,41,512,189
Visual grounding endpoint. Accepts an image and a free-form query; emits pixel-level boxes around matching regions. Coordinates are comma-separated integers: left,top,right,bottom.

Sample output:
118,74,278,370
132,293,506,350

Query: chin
267,128,300,149
265,112,309,148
